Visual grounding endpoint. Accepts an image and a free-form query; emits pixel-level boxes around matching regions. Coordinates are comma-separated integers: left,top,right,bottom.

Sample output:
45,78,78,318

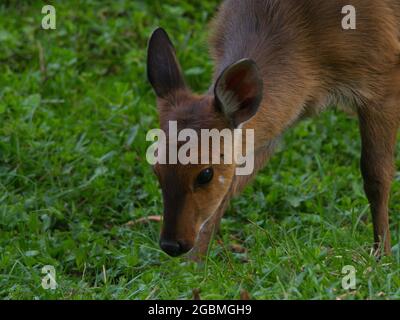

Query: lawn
0,0,399,300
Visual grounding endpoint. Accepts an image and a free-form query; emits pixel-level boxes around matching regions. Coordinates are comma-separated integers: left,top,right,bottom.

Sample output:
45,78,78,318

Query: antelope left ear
147,27,187,99
214,59,263,128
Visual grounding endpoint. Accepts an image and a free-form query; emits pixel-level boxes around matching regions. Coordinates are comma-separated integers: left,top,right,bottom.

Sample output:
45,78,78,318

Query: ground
0,0,399,300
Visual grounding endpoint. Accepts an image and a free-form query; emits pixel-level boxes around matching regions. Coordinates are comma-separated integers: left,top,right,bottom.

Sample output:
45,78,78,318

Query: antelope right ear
214,59,263,128
147,27,187,99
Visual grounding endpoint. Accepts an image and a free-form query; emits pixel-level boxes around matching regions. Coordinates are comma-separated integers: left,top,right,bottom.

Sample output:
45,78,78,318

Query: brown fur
148,0,400,258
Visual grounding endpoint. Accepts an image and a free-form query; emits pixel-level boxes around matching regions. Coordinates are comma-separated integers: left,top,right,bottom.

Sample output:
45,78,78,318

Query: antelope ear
214,59,263,128
147,27,187,99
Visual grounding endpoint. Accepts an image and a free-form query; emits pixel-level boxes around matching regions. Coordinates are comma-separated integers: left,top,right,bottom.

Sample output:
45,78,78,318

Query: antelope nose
160,239,182,257
160,239,193,257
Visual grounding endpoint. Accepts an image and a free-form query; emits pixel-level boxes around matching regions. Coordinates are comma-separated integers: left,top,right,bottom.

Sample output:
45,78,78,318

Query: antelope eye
196,168,214,186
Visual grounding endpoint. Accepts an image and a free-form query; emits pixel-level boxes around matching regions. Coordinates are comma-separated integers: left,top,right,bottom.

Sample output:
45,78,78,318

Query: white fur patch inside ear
217,88,241,116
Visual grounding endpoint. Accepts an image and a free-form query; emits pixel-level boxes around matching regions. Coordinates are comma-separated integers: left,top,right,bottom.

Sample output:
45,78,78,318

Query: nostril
177,240,192,254
160,239,182,257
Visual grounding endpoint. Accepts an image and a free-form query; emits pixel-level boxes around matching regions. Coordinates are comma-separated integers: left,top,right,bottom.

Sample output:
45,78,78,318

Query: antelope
147,0,400,258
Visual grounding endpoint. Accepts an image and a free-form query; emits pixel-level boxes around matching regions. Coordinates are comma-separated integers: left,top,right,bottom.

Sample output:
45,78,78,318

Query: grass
0,0,399,300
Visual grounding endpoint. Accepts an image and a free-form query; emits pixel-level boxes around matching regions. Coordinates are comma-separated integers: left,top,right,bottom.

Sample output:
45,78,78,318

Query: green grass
0,0,399,300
